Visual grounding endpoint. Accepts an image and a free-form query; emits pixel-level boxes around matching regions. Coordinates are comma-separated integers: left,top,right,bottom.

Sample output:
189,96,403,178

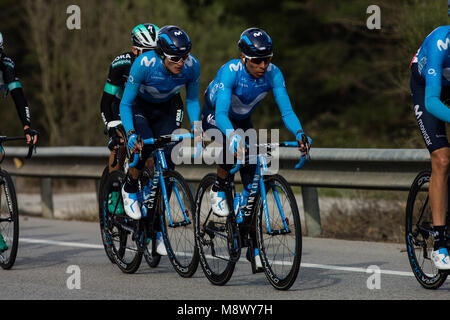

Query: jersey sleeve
185,57,201,128
2,56,31,127
215,65,238,138
119,56,147,134
424,30,450,122
270,66,303,139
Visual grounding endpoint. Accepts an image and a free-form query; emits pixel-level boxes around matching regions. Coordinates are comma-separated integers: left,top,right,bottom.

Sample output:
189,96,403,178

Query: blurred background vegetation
0,0,449,148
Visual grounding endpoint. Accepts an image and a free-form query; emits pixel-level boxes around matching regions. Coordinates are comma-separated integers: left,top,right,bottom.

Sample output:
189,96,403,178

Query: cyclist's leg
411,62,450,268
121,99,154,219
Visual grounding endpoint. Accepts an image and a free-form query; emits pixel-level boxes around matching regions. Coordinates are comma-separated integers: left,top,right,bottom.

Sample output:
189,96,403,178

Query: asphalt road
0,216,448,302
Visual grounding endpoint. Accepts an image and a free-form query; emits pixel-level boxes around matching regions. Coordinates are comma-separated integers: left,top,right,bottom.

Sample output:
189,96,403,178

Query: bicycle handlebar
0,135,36,160
128,132,202,168
229,137,312,174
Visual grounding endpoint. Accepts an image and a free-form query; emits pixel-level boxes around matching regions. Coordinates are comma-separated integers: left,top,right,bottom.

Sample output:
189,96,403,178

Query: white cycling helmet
131,23,159,49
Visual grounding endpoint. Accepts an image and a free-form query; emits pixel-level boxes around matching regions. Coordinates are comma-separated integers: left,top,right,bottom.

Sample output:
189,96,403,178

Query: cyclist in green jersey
0,32,39,251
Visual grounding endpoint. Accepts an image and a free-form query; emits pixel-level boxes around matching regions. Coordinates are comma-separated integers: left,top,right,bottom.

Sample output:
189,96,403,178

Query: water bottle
234,193,244,224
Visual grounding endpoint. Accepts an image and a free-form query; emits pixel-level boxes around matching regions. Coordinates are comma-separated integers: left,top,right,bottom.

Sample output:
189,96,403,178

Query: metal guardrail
0,146,431,236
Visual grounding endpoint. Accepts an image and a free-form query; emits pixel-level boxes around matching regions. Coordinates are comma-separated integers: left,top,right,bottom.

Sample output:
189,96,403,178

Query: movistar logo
414,105,422,119
229,62,242,72
253,32,262,37
141,56,156,67
437,38,450,51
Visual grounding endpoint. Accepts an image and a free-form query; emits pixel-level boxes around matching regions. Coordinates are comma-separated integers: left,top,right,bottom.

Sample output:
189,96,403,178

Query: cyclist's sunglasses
246,55,272,65
133,46,153,54
164,52,190,63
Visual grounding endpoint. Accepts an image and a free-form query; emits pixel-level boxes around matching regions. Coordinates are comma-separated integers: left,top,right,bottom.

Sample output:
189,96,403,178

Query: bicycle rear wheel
405,170,448,289
256,174,302,290
194,173,236,285
0,170,19,270
102,170,143,273
159,170,199,277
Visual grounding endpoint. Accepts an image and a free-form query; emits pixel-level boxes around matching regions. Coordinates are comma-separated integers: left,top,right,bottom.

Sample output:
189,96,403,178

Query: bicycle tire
98,165,116,264
405,170,448,289
159,170,199,277
255,174,302,290
143,232,161,268
103,170,143,273
194,173,236,285
0,170,19,270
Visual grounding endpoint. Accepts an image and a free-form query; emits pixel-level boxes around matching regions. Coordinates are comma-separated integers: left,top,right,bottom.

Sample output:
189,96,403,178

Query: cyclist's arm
424,33,450,122
271,67,303,139
119,59,146,135
215,69,237,138
100,66,124,126
185,61,201,130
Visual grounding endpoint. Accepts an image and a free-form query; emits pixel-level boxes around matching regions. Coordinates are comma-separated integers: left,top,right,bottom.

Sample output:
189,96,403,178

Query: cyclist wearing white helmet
100,23,162,174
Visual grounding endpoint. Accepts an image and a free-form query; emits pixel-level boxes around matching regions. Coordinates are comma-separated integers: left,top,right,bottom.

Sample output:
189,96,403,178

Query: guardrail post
41,178,54,219
301,186,322,237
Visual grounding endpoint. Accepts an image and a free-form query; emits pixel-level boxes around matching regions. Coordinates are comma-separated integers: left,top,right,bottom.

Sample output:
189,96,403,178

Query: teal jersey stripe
7,81,22,91
104,82,120,95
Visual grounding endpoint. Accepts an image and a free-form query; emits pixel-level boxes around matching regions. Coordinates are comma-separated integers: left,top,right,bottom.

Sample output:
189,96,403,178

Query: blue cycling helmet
238,28,273,58
157,25,191,57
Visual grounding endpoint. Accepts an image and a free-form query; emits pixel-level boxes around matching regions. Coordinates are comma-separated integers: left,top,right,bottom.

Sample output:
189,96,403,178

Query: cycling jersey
0,53,30,127
412,25,450,122
205,59,303,139
100,51,136,125
119,50,201,135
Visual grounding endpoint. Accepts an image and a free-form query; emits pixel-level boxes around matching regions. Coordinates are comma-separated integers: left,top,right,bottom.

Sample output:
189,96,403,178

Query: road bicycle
0,134,36,270
405,170,450,289
194,137,310,290
99,131,200,277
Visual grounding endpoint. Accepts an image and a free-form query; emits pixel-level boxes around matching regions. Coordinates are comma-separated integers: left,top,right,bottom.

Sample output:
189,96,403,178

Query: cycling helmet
156,25,191,57
131,23,159,49
238,28,273,58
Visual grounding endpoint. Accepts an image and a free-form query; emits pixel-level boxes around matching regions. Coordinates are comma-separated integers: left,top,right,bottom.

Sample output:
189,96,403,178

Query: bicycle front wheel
405,170,448,289
0,169,19,270
159,170,199,277
256,174,302,290
103,170,143,273
194,173,236,286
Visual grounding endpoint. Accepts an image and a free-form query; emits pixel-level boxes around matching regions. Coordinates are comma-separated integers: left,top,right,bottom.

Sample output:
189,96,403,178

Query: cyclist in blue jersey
202,28,310,266
0,32,39,252
119,25,201,254
410,25,450,269
100,23,159,174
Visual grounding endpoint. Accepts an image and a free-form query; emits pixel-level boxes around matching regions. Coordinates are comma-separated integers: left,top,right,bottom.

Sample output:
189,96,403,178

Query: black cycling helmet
131,23,159,49
238,28,273,58
156,25,191,57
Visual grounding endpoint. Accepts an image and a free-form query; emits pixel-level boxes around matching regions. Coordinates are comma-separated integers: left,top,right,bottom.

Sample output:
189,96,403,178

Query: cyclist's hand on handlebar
296,130,311,157
192,121,203,144
127,133,143,153
229,132,245,160
24,126,39,145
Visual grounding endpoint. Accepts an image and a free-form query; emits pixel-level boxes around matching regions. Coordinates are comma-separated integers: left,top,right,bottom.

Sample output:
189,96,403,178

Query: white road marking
20,237,415,277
